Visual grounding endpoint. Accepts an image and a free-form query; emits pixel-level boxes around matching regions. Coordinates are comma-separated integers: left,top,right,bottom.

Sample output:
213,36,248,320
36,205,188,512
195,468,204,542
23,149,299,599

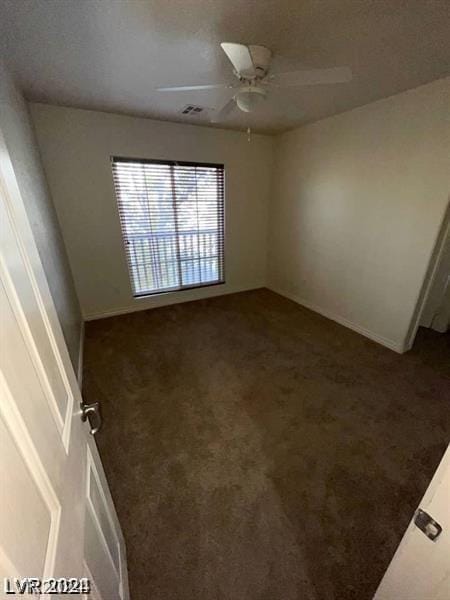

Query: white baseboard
269,286,405,354
83,283,265,322
83,283,405,353
77,320,85,387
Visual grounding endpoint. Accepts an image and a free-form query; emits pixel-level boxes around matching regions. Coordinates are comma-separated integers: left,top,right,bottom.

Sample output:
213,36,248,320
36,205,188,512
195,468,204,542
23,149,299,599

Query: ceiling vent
180,104,205,116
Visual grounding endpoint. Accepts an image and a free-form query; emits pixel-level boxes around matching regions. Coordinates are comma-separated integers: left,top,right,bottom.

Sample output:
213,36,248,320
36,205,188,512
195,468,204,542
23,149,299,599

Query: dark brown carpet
83,289,450,600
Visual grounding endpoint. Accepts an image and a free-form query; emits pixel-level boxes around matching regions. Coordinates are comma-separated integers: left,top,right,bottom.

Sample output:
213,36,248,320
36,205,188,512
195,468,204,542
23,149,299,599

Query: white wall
31,104,273,319
268,77,450,352
0,62,82,369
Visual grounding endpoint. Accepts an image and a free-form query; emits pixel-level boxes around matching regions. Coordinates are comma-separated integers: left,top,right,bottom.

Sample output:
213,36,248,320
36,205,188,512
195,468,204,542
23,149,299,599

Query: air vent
180,104,205,115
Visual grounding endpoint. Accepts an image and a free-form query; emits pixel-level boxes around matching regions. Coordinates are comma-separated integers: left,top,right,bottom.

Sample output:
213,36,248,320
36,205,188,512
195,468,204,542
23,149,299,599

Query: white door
0,127,128,600
375,444,450,600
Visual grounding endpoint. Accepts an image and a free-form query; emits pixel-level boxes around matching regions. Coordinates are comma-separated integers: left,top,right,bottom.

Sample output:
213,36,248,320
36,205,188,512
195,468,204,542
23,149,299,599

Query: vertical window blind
112,157,225,296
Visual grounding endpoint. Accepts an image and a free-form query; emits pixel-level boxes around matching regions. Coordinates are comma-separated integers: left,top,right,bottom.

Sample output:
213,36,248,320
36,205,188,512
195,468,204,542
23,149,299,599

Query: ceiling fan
156,42,352,123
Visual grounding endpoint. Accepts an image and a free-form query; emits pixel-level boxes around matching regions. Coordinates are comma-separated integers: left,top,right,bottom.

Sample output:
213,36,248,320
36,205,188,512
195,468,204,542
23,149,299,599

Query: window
112,157,225,296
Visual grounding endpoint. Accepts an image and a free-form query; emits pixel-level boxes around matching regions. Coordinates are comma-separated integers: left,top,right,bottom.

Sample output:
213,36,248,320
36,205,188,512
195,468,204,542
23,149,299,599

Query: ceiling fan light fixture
235,86,266,113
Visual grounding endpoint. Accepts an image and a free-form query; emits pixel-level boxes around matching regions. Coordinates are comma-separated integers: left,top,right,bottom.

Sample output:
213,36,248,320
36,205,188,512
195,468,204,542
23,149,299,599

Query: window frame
111,155,226,298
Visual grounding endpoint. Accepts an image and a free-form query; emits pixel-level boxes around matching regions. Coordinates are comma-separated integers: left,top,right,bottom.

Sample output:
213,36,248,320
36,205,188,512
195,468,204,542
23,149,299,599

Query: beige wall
31,104,273,319
28,79,448,352
268,78,450,352
0,62,82,368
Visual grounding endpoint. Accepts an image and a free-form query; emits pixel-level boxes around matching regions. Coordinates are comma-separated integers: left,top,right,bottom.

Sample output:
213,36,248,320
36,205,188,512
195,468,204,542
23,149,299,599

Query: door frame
405,199,450,351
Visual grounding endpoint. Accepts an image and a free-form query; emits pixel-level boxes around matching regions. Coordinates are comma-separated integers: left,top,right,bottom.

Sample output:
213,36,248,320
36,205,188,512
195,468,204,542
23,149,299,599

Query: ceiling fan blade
211,97,236,123
156,83,229,92
221,42,255,77
271,66,352,87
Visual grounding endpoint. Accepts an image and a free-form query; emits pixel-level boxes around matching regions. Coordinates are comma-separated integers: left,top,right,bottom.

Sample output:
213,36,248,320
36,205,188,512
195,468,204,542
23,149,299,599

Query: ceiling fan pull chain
247,127,251,142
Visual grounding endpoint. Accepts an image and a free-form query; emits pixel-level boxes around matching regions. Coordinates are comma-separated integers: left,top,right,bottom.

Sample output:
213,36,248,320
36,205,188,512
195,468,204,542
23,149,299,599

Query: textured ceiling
1,0,449,134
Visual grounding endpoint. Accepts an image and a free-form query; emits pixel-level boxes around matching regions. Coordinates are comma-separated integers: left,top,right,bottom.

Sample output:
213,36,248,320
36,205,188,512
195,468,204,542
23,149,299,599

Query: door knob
80,401,103,435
